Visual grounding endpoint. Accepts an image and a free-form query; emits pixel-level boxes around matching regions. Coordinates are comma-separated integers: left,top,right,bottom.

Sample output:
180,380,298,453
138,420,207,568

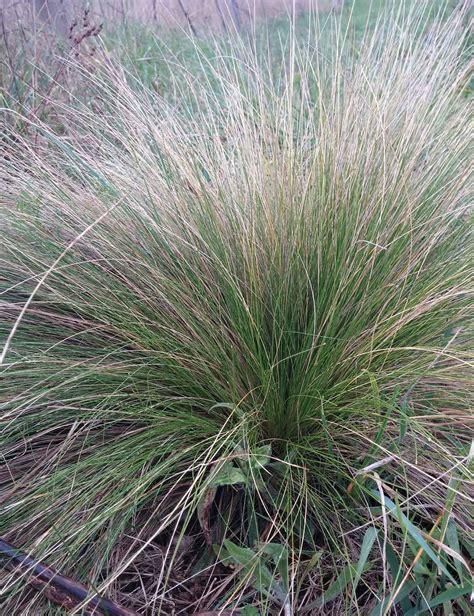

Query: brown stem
228,0,242,30
214,0,228,33
177,0,197,36
0,538,137,616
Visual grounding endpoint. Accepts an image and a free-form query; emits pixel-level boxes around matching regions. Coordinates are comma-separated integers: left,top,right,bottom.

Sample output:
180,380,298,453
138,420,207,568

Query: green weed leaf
210,462,247,487
370,490,456,584
403,584,473,615
354,527,378,589
303,561,373,611
262,543,289,593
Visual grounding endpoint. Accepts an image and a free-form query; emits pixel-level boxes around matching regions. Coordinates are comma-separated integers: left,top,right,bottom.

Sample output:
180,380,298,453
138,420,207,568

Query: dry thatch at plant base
0,1,473,614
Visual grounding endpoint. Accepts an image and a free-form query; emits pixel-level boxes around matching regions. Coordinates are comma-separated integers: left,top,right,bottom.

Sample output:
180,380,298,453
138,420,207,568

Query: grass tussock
0,2,473,614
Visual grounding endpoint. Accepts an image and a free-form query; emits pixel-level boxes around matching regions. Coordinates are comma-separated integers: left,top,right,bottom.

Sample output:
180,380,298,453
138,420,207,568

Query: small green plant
219,540,290,612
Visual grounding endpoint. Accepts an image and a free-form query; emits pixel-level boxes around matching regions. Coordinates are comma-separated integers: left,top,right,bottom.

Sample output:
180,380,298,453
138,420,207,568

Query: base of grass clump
1,2,473,614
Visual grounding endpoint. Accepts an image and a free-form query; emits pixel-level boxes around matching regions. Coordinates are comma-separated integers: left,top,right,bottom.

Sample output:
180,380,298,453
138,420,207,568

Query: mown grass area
0,1,473,614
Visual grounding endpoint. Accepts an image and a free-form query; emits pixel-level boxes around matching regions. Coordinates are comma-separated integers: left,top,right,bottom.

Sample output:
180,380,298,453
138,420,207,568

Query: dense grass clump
1,3,473,614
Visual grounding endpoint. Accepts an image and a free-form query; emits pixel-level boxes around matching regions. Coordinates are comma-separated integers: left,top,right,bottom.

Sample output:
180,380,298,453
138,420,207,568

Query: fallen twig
0,538,137,616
